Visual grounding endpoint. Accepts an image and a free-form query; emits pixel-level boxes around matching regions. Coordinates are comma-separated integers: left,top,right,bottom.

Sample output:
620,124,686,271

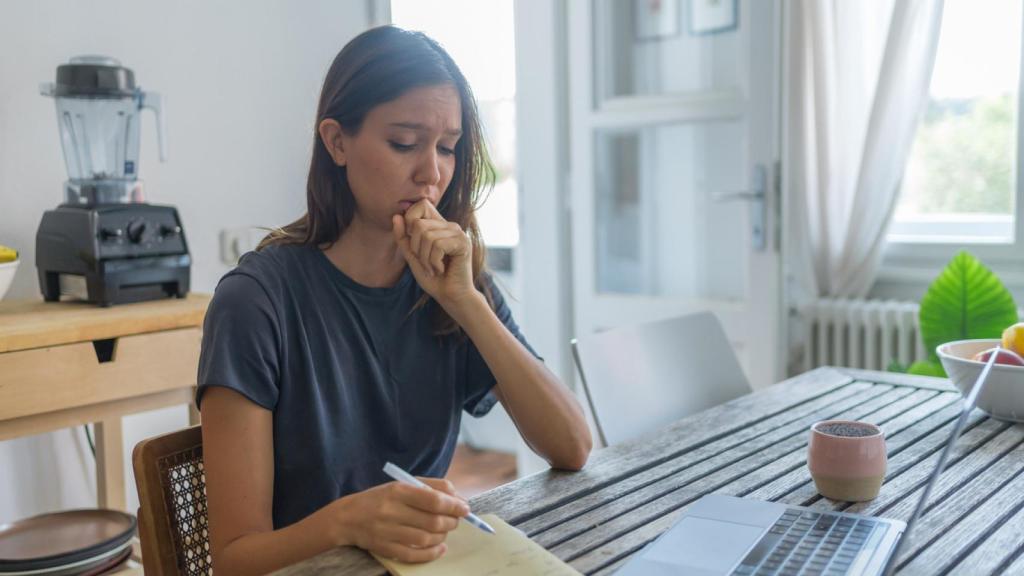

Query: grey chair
571,311,752,447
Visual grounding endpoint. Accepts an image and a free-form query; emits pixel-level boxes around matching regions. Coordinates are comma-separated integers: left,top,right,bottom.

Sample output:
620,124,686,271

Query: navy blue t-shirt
196,244,535,529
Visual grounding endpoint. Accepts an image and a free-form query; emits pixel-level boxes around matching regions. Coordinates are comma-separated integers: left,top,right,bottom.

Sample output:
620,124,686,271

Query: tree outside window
892,0,1021,243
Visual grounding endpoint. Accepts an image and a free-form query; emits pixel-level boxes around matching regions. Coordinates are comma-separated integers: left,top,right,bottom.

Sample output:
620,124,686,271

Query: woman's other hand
328,477,469,563
392,199,476,308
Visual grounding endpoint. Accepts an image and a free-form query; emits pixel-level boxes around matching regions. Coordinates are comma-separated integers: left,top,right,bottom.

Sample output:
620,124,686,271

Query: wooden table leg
95,418,126,510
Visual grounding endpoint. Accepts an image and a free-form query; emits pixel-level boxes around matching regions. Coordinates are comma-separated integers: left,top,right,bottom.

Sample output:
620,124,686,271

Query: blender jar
40,56,166,205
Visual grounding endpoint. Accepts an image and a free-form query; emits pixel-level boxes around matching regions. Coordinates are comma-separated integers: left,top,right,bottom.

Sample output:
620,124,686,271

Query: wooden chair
571,311,752,447
132,425,212,576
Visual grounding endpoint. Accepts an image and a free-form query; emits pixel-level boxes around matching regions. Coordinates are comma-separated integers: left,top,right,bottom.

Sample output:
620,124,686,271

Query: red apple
972,347,1024,367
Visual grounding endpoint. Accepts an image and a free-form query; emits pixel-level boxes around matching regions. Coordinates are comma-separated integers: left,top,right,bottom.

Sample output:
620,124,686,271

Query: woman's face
327,84,463,231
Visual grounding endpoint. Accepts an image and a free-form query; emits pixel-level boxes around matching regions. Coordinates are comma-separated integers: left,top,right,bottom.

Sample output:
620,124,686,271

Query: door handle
711,164,767,251
712,190,764,202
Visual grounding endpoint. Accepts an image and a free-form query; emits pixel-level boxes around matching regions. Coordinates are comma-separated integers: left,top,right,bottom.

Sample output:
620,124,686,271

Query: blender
36,56,190,306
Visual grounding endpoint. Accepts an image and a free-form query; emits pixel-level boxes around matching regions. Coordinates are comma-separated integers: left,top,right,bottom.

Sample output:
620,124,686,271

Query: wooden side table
0,294,210,511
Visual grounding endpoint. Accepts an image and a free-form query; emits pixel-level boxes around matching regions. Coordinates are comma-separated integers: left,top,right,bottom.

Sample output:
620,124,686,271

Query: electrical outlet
219,227,265,265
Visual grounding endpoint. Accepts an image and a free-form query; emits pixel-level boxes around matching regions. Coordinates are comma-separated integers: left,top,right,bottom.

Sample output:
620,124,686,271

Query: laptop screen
881,349,1002,575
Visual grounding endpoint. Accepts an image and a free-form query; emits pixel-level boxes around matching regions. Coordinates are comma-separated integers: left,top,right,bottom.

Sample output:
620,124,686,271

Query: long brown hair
260,26,496,335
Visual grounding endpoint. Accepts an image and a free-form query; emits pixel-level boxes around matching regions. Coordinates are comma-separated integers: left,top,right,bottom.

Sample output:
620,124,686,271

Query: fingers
394,483,469,518
418,477,467,502
375,541,447,564
428,235,467,275
404,220,465,277
422,229,465,276
392,215,425,274
394,211,442,276
407,219,449,270
383,525,448,549
389,505,460,535
403,198,444,225
395,200,469,281
352,478,472,564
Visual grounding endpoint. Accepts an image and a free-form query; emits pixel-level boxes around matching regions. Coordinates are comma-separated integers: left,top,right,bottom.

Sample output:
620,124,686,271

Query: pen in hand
383,461,496,535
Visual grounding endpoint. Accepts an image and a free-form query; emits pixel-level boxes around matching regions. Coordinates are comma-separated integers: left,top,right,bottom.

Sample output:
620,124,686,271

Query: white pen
383,461,495,535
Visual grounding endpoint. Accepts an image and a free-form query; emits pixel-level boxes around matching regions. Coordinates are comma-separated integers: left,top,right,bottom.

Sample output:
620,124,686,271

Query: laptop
616,351,1002,576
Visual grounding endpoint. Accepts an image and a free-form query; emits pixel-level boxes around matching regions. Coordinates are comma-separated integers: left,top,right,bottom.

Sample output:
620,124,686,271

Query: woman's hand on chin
392,199,479,311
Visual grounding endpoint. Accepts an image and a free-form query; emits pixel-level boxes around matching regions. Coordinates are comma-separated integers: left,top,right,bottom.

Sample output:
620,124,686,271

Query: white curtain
786,0,945,301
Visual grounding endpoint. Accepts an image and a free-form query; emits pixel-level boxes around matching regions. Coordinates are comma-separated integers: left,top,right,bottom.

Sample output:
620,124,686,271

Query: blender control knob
160,224,182,237
126,220,148,243
100,228,124,240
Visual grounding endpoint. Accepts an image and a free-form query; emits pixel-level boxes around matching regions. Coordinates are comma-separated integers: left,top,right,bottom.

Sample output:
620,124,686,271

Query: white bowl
0,259,17,300
937,338,1024,422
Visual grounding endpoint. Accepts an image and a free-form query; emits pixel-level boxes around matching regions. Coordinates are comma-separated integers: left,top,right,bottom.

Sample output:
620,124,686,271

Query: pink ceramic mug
807,420,887,502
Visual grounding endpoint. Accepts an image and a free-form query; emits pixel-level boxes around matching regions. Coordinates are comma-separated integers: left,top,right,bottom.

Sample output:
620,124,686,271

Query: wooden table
0,294,209,511
274,367,1024,576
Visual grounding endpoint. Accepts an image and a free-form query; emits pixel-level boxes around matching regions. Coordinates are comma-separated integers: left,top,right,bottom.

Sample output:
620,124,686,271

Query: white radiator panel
805,299,925,371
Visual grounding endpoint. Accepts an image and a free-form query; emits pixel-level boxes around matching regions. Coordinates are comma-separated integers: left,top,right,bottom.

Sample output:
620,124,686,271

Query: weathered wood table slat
273,367,1024,576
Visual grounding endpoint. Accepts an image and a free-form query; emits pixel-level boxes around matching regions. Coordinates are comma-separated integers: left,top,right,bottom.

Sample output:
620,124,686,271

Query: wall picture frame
689,0,738,36
633,0,680,42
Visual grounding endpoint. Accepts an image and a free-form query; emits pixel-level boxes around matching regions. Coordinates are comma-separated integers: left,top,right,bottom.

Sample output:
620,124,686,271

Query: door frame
514,0,577,392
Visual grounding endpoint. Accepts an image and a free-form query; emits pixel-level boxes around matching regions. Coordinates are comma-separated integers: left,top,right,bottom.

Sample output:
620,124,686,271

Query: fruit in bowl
0,244,18,300
938,339,1024,423
1005,322,1024,356
0,245,18,299
972,347,1024,367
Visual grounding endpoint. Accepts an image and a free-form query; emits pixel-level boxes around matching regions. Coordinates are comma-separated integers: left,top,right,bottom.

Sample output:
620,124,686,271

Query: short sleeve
463,276,541,417
196,273,281,411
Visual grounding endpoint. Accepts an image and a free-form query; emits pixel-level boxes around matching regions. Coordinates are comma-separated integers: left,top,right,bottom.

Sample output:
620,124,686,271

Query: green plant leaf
907,360,946,377
918,251,1018,362
887,360,909,373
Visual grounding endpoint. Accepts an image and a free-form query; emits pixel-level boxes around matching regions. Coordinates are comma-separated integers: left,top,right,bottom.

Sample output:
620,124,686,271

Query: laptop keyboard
730,509,879,576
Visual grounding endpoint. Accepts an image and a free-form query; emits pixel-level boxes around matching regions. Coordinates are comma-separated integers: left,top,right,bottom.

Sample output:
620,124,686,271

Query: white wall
513,0,578,475
0,0,372,522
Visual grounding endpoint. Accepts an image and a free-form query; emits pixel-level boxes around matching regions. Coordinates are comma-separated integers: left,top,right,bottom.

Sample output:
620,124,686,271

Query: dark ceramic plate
0,509,136,572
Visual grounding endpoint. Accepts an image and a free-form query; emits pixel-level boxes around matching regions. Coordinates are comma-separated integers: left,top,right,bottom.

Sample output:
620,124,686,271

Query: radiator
805,299,925,371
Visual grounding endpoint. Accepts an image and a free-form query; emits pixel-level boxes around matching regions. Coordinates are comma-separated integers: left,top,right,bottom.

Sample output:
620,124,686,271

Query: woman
198,26,591,575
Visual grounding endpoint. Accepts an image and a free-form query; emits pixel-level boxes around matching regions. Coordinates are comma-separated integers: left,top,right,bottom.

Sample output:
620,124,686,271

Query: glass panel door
593,0,743,103
570,0,782,387
594,121,747,300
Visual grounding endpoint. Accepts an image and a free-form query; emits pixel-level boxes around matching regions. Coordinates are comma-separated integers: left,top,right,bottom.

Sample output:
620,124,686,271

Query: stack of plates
0,510,136,576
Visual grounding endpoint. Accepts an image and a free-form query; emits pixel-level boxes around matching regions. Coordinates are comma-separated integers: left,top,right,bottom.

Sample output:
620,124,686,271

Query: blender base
36,203,191,307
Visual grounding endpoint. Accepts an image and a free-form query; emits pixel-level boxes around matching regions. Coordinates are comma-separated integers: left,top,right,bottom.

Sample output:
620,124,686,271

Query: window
889,0,1022,245
389,0,519,249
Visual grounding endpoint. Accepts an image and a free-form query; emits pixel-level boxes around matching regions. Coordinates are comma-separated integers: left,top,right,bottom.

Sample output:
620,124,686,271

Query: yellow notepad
372,514,581,576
